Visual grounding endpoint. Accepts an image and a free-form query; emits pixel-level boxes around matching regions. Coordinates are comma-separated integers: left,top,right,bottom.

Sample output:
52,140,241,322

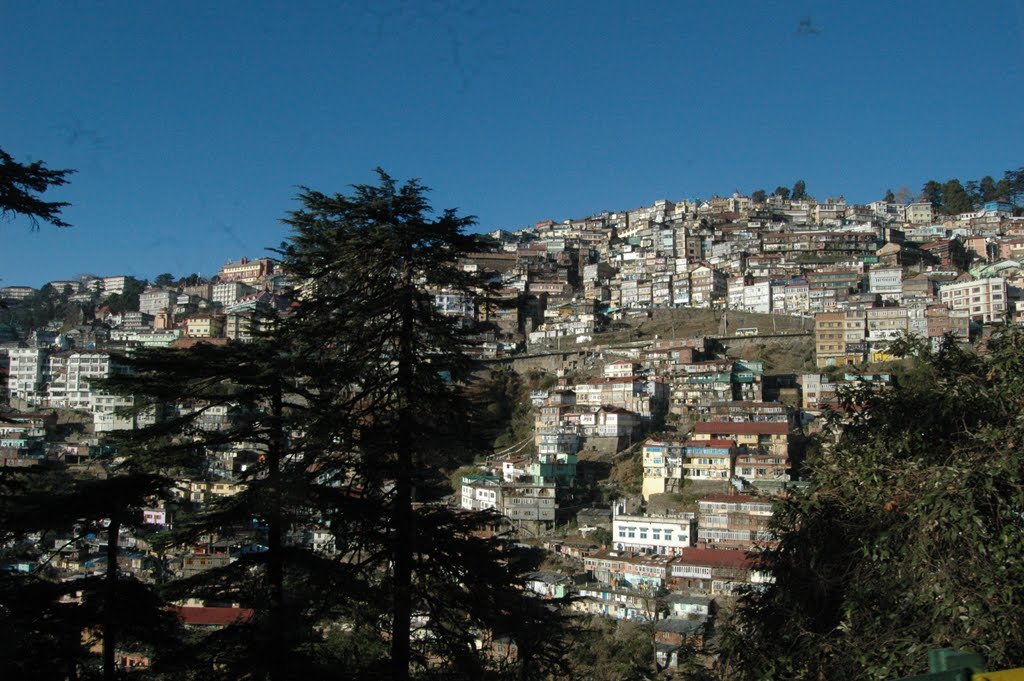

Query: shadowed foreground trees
717,329,1024,680
88,171,571,680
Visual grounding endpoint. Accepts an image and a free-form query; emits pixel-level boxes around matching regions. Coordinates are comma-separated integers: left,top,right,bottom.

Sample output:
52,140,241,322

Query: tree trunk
267,378,286,681
103,515,121,681
390,271,416,681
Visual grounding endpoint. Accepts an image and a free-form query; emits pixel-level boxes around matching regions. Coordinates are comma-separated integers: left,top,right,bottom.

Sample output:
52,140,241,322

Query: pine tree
0,146,75,228
791,179,807,201
0,446,179,680
100,339,359,680
941,178,973,215
85,170,570,680
920,179,943,207
277,169,569,680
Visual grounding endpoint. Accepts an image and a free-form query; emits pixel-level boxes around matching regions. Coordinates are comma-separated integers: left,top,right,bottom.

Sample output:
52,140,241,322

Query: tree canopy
34,170,572,680
791,179,807,201
719,329,1024,680
0,146,75,228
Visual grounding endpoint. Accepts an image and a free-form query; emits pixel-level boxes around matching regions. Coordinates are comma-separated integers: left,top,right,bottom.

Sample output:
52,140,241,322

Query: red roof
174,606,254,627
172,337,230,349
699,493,769,504
681,439,736,449
675,547,752,569
693,421,789,436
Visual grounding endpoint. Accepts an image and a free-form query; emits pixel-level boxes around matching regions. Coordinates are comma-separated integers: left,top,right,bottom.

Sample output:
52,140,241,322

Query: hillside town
3,187,1024,672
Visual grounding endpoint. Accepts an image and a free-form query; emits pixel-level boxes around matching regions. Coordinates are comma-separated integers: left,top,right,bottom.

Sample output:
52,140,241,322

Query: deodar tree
0,146,74,228
93,170,569,680
278,170,569,680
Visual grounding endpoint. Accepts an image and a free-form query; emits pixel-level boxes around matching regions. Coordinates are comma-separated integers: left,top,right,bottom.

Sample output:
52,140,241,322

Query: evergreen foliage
791,180,807,201
42,170,574,680
275,169,569,680
717,329,1024,680
0,146,75,228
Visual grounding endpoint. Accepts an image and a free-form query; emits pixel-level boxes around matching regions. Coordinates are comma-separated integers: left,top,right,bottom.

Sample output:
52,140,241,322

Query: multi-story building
868,266,903,301
139,288,177,316
7,347,47,404
0,412,55,453
460,475,557,527
217,257,276,285
47,350,124,410
680,439,738,481
0,286,36,303
905,202,936,225
212,281,257,307
433,288,476,327
691,421,789,459
641,436,741,498
815,310,867,367
668,547,753,595
584,548,675,592
102,276,129,295
697,494,774,550
689,265,727,307
641,436,687,499
925,304,970,344
705,401,790,424
865,306,908,359
611,500,696,556
938,277,1008,323
184,314,226,338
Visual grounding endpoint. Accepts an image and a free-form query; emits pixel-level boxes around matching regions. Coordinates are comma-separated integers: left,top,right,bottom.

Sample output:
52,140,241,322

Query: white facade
612,502,696,556
212,281,256,307
7,347,47,403
102,276,128,295
869,267,903,301
939,277,1007,323
742,281,772,314
47,351,118,410
139,289,177,316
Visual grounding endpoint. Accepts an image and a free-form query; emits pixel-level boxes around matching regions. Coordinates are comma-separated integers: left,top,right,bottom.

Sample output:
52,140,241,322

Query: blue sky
3,1,1023,288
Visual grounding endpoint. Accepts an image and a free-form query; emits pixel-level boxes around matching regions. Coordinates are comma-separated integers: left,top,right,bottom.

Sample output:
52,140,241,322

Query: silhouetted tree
0,146,75,228
941,178,973,215
278,170,569,680
979,175,999,202
153,273,176,288
920,179,943,206
791,179,807,201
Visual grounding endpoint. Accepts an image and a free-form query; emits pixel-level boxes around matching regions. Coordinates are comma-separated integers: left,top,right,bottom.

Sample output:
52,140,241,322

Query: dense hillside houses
5,185,1024,676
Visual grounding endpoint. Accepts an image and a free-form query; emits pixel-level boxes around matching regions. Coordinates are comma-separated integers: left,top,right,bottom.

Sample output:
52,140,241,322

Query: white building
212,281,257,307
102,276,129,295
611,500,696,556
46,350,122,410
868,267,903,302
938,277,1008,323
742,280,772,314
7,347,47,404
139,288,177,316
